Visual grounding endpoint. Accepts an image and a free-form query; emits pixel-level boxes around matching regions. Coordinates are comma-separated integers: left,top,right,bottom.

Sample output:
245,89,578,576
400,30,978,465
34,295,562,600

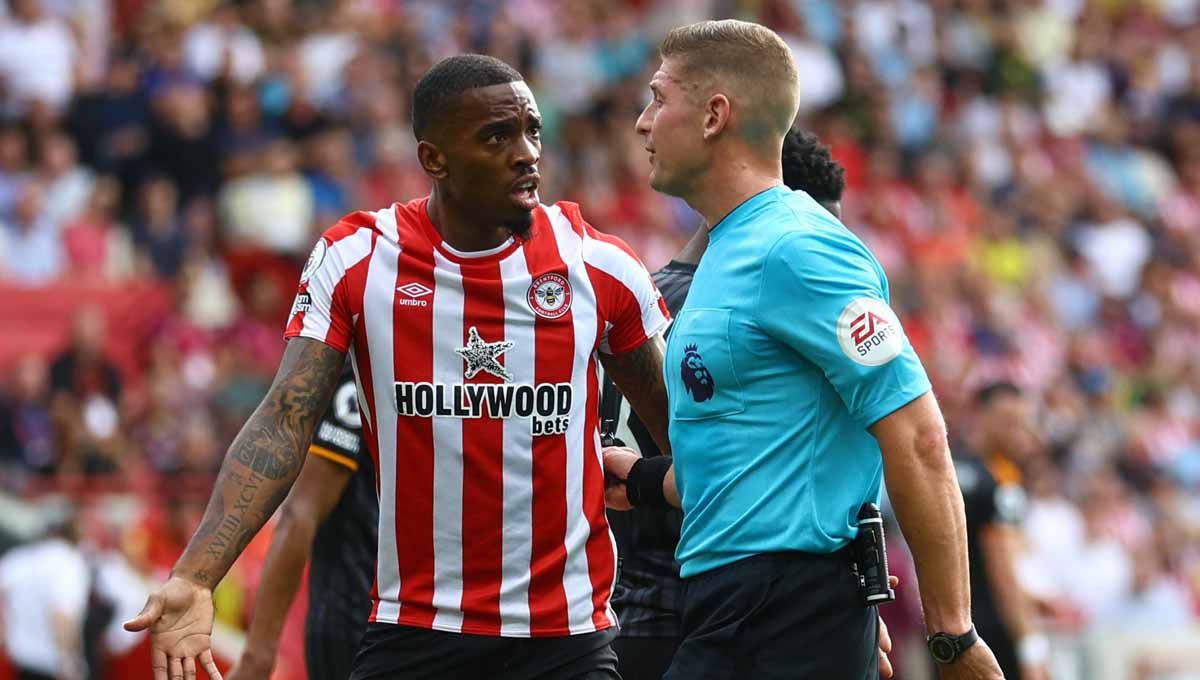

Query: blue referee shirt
666,185,931,578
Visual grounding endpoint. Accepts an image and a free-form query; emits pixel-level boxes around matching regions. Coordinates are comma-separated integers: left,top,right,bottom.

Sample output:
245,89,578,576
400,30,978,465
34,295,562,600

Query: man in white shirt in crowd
0,502,90,680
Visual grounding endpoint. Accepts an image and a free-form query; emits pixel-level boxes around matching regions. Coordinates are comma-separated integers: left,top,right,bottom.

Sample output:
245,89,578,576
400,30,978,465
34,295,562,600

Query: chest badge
680,344,715,402
527,273,572,319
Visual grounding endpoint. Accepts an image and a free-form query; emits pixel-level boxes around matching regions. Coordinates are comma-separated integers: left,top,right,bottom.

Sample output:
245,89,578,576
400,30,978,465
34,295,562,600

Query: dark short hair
975,381,1021,407
411,54,524,141
781,128,846,205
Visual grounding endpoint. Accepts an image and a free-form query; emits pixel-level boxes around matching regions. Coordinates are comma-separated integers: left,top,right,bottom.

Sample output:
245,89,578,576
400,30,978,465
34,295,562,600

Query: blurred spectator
38,132,93,227
146,83,220,204
0,502,89,680
65,49,149,192
219,138,313,256
0,179,64,285
0,0,77,116
183,3,266,86
129,175,186,278
48,308,124,476
62,175,137,280
49,308,121,406
0,355,56,477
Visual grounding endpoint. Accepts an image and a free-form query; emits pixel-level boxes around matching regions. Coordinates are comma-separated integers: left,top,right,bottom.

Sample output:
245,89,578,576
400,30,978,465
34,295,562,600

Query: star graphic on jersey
455,326,515,382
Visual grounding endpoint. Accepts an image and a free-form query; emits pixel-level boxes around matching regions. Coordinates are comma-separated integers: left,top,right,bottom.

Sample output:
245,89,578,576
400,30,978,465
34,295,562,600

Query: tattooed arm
599,333,670,453
125,338,344,680
598,333,680,508
175,338,344,586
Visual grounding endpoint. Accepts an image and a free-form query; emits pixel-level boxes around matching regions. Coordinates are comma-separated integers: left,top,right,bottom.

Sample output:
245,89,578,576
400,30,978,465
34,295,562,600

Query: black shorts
349,623,621,680
613,635,679,680
666,550,878,680
306,618,366,680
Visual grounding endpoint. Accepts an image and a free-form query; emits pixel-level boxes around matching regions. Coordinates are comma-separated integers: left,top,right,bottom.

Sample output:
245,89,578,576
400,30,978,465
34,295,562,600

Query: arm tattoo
601,334,671,454
177,338,344,588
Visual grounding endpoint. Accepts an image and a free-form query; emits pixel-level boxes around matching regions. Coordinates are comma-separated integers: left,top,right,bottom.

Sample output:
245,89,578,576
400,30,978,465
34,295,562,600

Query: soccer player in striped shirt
125,54,673,680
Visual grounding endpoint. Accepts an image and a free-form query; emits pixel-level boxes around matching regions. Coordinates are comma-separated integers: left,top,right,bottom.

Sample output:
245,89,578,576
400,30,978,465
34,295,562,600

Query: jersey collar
707,184,788,244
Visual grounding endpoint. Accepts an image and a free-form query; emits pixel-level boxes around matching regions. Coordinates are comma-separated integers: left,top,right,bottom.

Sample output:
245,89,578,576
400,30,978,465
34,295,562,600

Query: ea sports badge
837,298,905,366
527,273,572,319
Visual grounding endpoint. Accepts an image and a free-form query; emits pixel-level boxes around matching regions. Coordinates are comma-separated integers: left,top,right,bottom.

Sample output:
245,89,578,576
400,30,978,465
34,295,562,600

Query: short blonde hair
659,20,800,144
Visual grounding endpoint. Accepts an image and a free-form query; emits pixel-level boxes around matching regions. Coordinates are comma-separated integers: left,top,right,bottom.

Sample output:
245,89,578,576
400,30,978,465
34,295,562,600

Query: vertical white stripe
430,251,465,632
498,249,535,636
371,204,400,244
547,206,601,634
363,241,401,623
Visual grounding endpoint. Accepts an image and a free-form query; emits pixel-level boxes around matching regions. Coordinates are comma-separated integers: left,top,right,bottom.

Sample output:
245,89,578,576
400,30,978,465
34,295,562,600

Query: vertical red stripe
344,238,384,619
392,232,438,628
458,261,507,634
523,212,573,633
580,352,615,629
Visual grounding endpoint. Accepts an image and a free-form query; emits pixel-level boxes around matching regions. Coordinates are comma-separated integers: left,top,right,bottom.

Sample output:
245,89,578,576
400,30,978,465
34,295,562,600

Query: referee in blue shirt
604,20,1006,680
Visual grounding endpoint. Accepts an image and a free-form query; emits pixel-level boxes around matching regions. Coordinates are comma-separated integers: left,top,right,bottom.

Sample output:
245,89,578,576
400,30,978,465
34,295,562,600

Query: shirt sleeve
309,370,367,472
588,242,671,355
756,231,931,428
283,227,363,352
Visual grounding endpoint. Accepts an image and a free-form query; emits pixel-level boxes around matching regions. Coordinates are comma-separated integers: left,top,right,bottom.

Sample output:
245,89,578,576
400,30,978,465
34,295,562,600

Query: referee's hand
939,638,1005,679
124,576,224,680
602,446,641,510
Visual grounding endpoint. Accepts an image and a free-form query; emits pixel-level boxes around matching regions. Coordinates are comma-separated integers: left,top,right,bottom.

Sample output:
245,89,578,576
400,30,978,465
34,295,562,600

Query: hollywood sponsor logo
394,381,574,436
397,281,433,307
836,298,905,366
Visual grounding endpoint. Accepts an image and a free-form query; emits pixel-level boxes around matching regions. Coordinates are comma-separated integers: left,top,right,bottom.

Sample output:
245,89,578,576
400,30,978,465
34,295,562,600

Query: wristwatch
927,626,979,664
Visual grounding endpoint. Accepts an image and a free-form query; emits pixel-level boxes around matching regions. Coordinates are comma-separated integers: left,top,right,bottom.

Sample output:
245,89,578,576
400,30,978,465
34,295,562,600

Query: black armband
626,455,672,509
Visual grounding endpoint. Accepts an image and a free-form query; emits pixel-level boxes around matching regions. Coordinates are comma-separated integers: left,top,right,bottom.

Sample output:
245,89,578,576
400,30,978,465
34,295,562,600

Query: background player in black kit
952,382,1049,680
604,128,900,680
227,364,377,680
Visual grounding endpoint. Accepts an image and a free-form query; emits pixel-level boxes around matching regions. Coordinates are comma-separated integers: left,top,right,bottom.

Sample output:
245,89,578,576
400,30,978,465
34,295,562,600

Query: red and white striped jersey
284,197,670,637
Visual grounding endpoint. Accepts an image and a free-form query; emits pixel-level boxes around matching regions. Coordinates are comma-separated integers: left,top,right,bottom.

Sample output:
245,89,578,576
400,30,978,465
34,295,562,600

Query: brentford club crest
527,273,572,319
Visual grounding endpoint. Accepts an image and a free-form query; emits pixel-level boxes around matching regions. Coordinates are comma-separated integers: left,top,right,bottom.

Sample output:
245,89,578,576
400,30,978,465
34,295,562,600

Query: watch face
929,636,956,664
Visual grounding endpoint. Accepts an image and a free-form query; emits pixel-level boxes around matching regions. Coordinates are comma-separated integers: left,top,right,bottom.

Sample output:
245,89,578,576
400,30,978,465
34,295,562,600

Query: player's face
985,394,1040,460
636,59,708,198
441,81,542,235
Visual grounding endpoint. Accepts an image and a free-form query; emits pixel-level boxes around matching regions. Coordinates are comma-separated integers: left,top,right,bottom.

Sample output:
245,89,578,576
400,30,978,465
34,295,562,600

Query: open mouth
511,175,540,210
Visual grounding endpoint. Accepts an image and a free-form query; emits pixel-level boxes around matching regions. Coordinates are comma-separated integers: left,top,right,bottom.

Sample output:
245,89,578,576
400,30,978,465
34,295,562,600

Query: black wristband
626,455,672,509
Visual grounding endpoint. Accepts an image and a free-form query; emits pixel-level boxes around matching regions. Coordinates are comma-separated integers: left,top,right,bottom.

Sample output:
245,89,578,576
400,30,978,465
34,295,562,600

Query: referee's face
636,58,708,198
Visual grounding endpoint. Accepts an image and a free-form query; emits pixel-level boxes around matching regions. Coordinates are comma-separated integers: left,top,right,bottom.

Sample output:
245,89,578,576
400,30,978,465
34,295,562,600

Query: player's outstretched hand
602,446,641,511
938,639,1006,680
124,576,224,680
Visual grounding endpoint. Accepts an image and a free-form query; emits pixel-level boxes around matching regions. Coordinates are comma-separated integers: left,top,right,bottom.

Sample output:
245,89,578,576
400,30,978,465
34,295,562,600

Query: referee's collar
707,184,787,242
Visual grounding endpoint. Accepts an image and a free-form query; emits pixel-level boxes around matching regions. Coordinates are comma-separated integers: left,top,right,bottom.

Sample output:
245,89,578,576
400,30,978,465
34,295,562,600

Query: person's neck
682,153,781,230
427,185,512,252
673,223,709,265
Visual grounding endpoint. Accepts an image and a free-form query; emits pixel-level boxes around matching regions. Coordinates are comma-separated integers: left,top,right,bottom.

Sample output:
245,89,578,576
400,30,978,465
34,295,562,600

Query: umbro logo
398,282,432,307
398,282,432,298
